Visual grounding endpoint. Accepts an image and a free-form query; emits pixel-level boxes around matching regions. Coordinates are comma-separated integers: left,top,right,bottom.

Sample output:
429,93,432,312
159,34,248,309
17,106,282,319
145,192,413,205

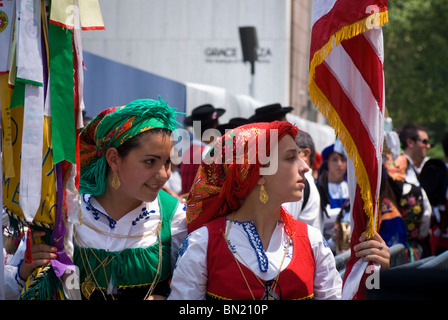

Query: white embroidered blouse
168,219,342,300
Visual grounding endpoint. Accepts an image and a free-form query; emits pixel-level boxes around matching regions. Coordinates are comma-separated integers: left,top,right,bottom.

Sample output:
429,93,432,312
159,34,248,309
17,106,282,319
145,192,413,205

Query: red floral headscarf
186,121,299,233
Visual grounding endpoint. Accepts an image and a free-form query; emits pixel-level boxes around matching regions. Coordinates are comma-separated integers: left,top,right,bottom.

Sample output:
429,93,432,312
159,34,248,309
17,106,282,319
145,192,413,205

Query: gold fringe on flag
308,11,389,239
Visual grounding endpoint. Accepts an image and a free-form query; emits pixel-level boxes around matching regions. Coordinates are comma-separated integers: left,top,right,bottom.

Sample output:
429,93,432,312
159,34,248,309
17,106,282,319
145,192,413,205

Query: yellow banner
0,74,14,179
1,75,57,227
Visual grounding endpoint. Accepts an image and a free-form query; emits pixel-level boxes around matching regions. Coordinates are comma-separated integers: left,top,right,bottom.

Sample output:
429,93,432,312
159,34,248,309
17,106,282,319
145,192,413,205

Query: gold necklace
143,228,163,300
77,236,108,300
74,220,163,300
222,219,291,300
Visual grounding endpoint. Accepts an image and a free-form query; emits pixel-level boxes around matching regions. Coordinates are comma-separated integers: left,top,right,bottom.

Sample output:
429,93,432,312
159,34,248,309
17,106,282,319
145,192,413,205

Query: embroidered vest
205,216,315,300
74,190,179,298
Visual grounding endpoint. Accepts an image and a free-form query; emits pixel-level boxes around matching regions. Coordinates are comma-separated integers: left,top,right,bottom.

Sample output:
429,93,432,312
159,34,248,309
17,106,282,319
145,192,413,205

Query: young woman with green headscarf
74,97,187,300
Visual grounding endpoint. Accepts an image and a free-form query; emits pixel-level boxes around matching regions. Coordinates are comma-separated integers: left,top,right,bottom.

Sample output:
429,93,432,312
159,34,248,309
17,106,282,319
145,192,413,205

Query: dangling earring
112,171,121,189
259,185,269,204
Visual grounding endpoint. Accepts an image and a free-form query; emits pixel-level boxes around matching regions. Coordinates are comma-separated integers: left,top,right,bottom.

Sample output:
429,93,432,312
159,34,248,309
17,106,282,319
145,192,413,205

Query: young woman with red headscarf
168,122,325,300
168,121,390,300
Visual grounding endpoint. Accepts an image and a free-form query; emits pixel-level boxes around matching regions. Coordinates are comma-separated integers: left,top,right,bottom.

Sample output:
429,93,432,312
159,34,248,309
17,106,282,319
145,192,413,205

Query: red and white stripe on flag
308,0,388,299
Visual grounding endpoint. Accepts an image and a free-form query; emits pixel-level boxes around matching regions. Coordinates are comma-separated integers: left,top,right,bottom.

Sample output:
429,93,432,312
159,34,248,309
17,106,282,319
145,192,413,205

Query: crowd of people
2,97,446,300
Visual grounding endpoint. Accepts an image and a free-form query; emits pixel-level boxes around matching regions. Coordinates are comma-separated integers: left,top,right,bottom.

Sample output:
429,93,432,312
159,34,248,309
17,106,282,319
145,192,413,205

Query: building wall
290,0,311,116
81,0,328,125
289,0,325,124
82,0,292,107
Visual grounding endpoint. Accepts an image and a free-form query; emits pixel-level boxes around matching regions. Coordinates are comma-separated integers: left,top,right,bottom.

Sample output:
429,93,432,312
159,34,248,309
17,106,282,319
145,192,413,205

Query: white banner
16,0,43,85
16,0,45,222
20,84,44,222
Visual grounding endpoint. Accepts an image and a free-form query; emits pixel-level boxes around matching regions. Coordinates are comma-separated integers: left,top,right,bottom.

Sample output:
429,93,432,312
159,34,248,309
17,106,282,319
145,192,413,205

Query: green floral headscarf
79,97,182,196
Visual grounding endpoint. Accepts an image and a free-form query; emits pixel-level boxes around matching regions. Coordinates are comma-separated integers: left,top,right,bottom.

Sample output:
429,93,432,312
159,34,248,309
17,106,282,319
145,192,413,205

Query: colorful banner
1,0,104,300
3,79,57,229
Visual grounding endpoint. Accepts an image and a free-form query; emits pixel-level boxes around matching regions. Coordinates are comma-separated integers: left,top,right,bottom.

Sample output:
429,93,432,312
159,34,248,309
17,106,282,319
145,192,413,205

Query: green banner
49,22,75,164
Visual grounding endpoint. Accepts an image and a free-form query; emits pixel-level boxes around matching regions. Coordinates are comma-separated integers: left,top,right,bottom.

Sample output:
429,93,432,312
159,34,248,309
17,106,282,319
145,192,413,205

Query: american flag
308,0,388,299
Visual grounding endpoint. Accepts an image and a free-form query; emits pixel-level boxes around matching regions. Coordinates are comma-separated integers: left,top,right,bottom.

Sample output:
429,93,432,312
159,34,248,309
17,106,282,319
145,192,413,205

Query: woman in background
316,142,349,252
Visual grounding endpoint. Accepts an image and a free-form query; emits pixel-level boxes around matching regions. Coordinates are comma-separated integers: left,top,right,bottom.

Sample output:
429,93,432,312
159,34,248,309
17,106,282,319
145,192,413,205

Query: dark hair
295,131,316,166
200,119,219,135
316,153,348,218
399,124,428,150
380,166,399,209
316,164,330,217
104,128,172,176
116,128,172,158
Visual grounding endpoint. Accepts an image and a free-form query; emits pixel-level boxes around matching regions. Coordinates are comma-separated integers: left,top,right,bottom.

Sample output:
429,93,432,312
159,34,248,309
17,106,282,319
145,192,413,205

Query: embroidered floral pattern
285,240,293,260
398,184,423,239
226,237,237,254
187,126,270,226
83,194,117,229
241,221,269,272
132,208,155,226
231,220,268,272
178,234,191,259
228,220,293,273
384,153,407,182
80,107,117,167
97,117,134,157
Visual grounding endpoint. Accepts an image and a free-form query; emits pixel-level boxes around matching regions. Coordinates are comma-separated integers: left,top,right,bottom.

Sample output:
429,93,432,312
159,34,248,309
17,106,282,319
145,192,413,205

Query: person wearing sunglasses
398,124,433,258
399,124,431,174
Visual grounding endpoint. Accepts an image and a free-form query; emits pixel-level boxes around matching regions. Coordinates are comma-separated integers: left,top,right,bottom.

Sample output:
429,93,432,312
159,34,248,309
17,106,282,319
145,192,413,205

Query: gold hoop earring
112,171,121,190
259,185,268,204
